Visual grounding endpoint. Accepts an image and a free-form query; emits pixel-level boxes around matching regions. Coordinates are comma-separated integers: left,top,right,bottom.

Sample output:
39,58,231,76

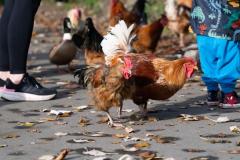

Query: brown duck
49,17,77,71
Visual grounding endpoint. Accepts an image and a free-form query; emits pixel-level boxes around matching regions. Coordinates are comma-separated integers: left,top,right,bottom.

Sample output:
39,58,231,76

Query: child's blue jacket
190,0,240,41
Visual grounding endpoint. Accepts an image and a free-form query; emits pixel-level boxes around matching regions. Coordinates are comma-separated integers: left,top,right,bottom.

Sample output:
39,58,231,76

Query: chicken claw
106,112,124,128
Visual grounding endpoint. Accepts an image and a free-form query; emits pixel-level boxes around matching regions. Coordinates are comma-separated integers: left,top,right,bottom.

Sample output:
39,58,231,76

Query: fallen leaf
200,137,232,144
227,149,240,154
0,144,7,148
49,110,72,117
180,114,206,121
2,133,20,139
112,141,121,144
207,116,230,123
54,149,69,160
122,109,134,113
113,134,129,139
138,151,156,159
182,149,206,153
230,126,240,133
134,141,151,149
123,136,141,142
200,133,235,138
146,133,155,137
79,118,91,127
83,131,107,137
121,145,139,152
83,149,116,156
125,126,134,133
38,155,55,160
72,139,95,143
54,132,68,137
148,117,158,122
74,105,89,112
17,122,35,127
118,155,135,160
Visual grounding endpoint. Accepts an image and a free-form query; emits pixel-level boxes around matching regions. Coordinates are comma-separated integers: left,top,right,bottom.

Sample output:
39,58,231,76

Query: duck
49,17,78,72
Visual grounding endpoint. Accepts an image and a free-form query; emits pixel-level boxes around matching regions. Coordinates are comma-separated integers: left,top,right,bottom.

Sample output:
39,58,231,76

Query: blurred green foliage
0,0,4,4
43,0,165,21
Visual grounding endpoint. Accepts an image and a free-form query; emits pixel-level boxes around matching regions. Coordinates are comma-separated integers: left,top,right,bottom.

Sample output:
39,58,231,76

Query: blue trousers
197,35,240,93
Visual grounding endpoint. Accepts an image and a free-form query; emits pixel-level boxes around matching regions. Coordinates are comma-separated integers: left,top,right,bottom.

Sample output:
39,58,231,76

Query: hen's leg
117,102,123,118
106,111,124,128
138,102,148,117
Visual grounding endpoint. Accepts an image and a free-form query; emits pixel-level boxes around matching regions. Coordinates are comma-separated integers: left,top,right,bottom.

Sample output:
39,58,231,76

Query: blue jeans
197,35,240,93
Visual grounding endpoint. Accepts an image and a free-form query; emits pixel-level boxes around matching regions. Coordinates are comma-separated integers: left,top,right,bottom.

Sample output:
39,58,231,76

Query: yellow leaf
134,141,151,149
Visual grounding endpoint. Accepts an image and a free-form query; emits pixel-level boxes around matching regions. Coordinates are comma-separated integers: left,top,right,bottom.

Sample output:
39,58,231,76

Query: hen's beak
194,66,198,71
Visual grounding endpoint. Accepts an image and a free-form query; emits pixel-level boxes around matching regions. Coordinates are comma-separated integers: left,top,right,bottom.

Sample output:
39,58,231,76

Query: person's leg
197,35,220,105
1,0,56,101
217,40,240,93
197,35,219,91
8,0,41,84
0,0,15,81
216,39,240,108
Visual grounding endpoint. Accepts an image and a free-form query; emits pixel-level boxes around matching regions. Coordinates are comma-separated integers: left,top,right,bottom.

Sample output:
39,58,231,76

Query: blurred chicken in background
165,0,192,47
132,14,168,53
109,0,147,27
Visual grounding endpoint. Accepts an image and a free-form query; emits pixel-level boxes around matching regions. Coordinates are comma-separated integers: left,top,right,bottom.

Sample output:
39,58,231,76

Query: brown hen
75,20,197,127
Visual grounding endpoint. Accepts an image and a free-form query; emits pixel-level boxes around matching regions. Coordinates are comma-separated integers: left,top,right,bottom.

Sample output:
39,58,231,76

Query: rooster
109,0,147,27
72,18,105,65
165,0,192,47
75,20,197,127
132,14,168,53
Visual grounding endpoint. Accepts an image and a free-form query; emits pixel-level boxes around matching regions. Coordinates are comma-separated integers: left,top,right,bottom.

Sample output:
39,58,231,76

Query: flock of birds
49,0,193,70
49,0,197,127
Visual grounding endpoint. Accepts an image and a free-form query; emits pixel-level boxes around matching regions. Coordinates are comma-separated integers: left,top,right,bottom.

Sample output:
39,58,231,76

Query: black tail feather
74,64,101,88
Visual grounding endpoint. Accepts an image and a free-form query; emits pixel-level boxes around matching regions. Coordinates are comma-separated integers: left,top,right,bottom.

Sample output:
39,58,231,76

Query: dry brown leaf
148,117,158,122
3,133,20,139
112,134,129,139
182,149,206,153
54,149,69,160
112,141,121,144
200,136,232,144
134,141,151,149
227,149,240,154
180,114,206,121
125,126,134,133
230,126,240,133
154,136,171,144
138,151,156,160
79,118,91,127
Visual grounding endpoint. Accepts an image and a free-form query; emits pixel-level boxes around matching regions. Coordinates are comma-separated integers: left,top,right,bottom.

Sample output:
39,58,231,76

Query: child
191,0,240,108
